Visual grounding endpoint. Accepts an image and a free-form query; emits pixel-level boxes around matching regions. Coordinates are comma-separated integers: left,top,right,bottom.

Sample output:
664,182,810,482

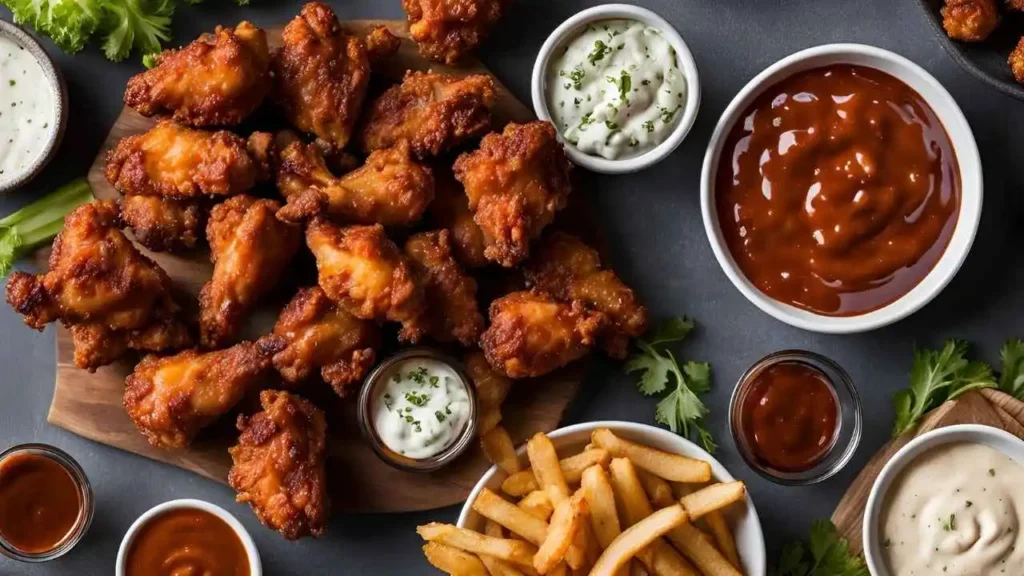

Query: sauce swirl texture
125,508,249,576
0,452,82,554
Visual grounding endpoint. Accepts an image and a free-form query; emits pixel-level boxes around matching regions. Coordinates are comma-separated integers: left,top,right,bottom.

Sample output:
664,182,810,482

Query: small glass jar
357,348,478,473
0,443,94,562
729,350,862,485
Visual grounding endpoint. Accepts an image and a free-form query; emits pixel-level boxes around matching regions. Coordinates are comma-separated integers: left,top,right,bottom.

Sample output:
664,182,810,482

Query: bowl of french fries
417,422,766,575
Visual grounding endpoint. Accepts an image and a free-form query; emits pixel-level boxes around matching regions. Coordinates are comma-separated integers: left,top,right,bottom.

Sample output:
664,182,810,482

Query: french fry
423,542,490,576
679,482,745,521
527,433,570,505
473,488,549,545
665,522,743,576
482,425,522,475
519,490,554,521
570,510,594,571
482,521,530,576
636,469,675,508
465,349,512,409
502,449,610,497
590,505,689,576
593,429,711,483
631,561,650,576
581,465,622,547
417,523,537,568
534,491,588,574
549,562,569,576
479,407,503,434
704,510,741,570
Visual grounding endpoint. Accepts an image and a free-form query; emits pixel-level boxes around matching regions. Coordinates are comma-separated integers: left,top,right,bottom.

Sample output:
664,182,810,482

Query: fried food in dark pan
119,195,206,253
941,0,999,42
402,230,484,345
402,0,505,64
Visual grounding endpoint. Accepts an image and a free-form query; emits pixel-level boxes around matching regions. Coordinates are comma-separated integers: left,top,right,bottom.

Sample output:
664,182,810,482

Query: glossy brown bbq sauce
0,453,82,553
716,65,960,316
740,361,838,472
126,508,249,576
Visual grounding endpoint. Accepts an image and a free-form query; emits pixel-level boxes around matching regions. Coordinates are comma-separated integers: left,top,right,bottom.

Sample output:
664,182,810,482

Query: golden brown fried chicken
401,230,484,345
941,0,999,41
402,0,504,64
229,390,329,540
124,21,271,126
273,2,370,150
306,220,426,336
5,200,191,370
366,25,401,64
428,167,488,268
453,121,573,267
123,337,280,449
480,290,605,379
106,122,264,200
119,195,205,252
1011,38,1024,83
525,233,647,359
270,286,379,397
359,71,496,158
199,195,301,349
275,139,434,226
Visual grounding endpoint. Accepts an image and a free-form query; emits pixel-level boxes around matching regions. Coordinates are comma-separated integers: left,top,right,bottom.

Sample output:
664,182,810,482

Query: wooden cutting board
831,388,1024,553
45,19,587,513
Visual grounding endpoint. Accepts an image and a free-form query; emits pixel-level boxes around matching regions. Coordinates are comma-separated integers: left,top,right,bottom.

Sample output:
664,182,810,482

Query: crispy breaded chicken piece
359,71,496,158
124,21,271,126
1011,38,1024,83
366,25,401,64
402,0,504,64
5,200,191,370
428,166,488,268
453,121,572,267
480,290,605,379
941,0,999,41
199,195,301,349
306,220,426,336
273,2,369,150
401,230,484,345
270,286,379,397
229,390,329,540
525,233,647,359
106,122,265,200
275,139,434,226
119,195,205,252
123,338,279,449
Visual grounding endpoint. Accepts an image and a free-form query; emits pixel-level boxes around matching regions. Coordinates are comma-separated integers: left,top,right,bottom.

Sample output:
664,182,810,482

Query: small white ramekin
115,499,261,576
700,44,982,334
530,4,701,174
862,425,1024,575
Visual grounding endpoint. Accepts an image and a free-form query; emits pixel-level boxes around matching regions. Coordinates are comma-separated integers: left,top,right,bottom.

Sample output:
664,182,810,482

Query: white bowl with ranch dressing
531,4,700,174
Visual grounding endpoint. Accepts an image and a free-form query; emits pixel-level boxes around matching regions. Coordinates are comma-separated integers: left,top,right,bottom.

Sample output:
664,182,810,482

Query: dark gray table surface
1,0,1022,573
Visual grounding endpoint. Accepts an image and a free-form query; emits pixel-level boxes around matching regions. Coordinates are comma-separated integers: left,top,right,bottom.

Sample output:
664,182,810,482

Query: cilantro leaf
647,316,694,345
999,338,1024,399
625,342,672,396
775,520,868,576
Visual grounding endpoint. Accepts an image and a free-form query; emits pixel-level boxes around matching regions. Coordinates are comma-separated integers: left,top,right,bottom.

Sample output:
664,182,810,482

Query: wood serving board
45,19,586,513
831,388,1024,553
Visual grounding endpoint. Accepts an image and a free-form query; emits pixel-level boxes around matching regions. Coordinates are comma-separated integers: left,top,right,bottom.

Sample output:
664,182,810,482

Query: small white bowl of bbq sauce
700,44,981,334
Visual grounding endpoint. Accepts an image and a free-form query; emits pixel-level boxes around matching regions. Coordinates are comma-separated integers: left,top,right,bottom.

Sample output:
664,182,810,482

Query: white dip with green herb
0,35,56,184
546,19,686,160
372,358,471,459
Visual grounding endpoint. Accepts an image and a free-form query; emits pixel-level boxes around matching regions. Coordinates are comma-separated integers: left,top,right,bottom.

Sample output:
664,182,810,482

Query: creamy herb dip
546,19,687,160
880,442,1024,575
0,35,56,184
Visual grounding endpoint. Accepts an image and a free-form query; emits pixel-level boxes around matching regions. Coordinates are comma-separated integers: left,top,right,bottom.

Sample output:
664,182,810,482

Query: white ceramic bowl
115,499,262,576
530,4,701,174
700,43,982,334
457,421,766,574
862,424,1024,575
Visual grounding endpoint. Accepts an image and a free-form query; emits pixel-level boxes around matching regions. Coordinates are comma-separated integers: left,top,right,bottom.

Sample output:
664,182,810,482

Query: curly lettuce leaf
2,0,102,52
98,0,174,62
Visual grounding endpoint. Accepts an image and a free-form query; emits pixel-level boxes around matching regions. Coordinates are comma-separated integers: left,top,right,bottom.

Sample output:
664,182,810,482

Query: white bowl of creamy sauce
864,424,1024,576
532,4,700,174
0,21,66,193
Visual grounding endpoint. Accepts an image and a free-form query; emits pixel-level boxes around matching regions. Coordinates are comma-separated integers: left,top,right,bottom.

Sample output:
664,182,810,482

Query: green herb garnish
587,40,610,65
774,520,869,576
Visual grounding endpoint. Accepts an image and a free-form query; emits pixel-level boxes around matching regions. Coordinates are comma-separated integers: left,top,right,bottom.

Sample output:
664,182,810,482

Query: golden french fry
665,522,743,576
527,433,570,505
679,482,746,520
519,490,555,521
482,426,522,475
549,562,569,576
534,491,588,574
631,561,650,576
502,449,610,497
590,505,689,576
466,349,512,409
473,488,549,545
568,510,592,571
636,469,675,508
482,521,530,576
417,523,537,568
581,465,629,576
423,542,490,576
592,429,711,483
479,407,503,434
704,510,741,570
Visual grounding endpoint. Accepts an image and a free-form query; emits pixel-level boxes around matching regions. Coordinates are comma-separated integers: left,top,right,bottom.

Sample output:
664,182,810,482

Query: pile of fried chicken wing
941,0,1024,83
5,1,648,540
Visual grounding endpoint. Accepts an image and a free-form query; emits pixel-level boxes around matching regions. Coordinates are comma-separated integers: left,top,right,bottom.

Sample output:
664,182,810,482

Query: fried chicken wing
119,195,206,252
428,167,488,268
366,25,401,64
199,196,301,349
123,337,279,449
480,290,605,379
273,2,369,150
1011,38,1024,84
124,21,271,126
402,0,504,64
106,121,264,200
5,200,191,370
359,71,496,158
453,121,572,267
401,230,484,345
270,286,379,397
275,138,434,226
229,390,329,540
525,233,647,359
941,0,999,41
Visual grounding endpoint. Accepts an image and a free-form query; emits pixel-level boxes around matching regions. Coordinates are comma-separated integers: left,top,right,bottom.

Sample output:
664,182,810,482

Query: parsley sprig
625,317,715,453
999,339,1024,398
774,520,868,576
